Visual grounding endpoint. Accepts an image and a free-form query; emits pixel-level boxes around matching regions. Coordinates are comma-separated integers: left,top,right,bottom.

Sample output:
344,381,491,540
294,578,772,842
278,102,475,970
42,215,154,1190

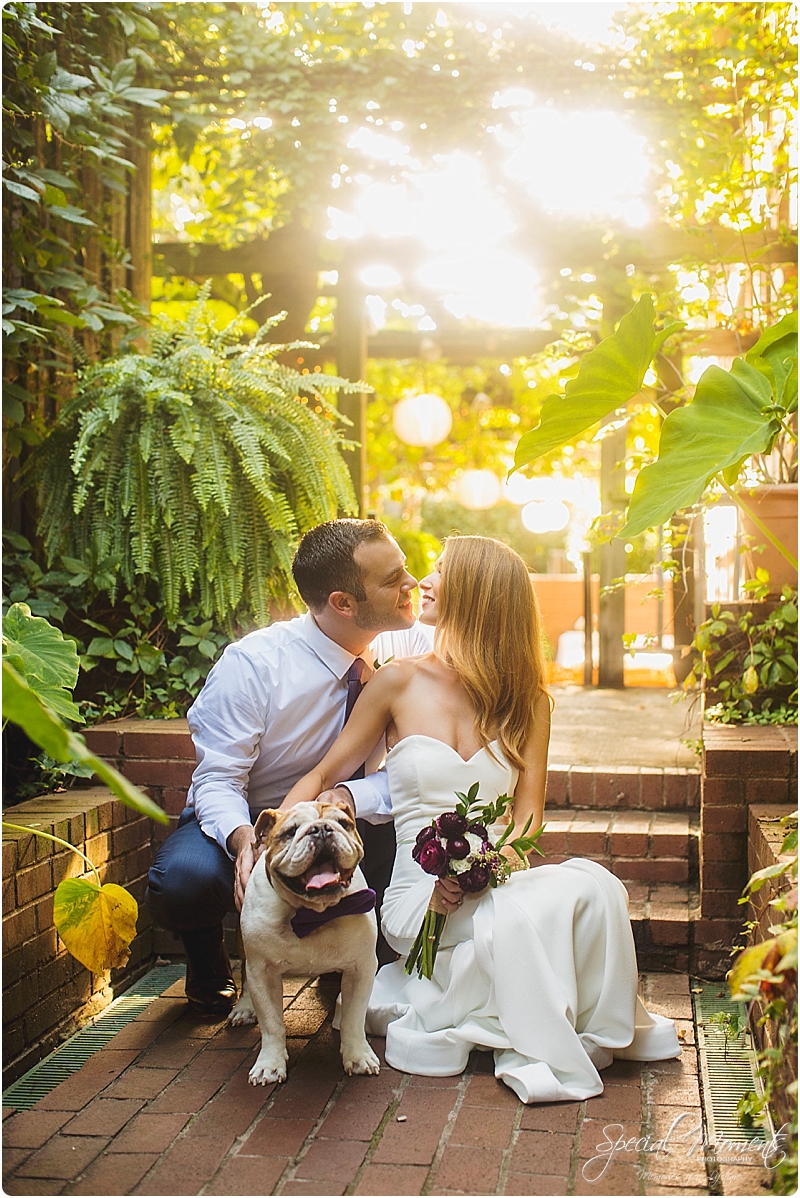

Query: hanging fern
33,289,359,628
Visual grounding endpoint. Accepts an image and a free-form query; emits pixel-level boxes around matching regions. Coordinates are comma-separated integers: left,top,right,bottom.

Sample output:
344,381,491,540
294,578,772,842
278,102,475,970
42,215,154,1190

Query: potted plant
30,287,361,630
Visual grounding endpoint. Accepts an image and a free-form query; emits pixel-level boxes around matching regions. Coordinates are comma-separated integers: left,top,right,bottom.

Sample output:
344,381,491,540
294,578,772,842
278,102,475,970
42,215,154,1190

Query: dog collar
290,888,376,939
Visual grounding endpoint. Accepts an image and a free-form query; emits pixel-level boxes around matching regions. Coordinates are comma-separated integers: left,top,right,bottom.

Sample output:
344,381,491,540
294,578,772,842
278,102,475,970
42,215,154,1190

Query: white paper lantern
454,469,502,510
392,393,453,447
521,500,570,533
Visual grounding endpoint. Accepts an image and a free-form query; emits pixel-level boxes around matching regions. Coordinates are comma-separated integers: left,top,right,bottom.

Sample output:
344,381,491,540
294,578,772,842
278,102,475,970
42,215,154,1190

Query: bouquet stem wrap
405,889,449,981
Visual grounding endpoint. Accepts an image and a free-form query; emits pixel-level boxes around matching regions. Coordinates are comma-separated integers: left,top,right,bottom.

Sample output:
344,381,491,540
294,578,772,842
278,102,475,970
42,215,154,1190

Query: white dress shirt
186,614,432,852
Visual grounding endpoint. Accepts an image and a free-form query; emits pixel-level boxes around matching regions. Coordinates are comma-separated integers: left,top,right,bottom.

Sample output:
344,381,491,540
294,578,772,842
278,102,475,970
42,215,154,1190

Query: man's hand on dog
228,824,263,912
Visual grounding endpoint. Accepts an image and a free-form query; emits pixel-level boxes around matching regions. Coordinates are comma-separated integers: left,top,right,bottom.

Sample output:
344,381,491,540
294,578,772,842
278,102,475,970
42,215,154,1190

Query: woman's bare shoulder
372,653,432,684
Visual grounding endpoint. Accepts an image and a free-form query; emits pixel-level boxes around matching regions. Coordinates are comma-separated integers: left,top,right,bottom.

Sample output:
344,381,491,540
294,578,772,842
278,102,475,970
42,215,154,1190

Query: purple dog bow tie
290,888,377,939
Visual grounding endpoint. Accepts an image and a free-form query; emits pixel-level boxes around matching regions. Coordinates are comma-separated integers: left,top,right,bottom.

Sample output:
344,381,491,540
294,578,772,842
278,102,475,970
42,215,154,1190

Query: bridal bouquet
405,782,545,979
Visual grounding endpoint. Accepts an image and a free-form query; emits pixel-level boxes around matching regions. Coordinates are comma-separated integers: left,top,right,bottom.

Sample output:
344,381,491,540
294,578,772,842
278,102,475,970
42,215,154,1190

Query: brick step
153,883,702,977
546,763,699,810
83,722,701,815
537,809,698,885
628,881,699,972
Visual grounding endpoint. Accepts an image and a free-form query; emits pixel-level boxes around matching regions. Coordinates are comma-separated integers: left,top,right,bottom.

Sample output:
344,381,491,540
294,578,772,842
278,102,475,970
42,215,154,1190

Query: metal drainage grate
692,980,770,1147
3,963,186,1112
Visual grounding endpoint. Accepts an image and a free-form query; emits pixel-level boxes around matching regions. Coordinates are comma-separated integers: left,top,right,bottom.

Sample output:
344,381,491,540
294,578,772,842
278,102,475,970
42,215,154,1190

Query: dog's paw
228,997,258,1027
248,1054,287,1086
342,1041,381,1076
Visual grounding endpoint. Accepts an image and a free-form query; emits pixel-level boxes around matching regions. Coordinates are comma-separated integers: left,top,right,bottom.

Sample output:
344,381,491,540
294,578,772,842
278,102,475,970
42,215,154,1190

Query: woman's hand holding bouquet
405,782,545,979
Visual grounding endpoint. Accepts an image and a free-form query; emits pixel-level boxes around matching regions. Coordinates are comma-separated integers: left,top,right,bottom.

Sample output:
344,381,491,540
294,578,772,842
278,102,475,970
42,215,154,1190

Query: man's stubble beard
353,599,412,634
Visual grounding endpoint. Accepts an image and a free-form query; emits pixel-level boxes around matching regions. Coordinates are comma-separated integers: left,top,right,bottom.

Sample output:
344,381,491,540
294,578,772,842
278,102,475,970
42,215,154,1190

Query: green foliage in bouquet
453,781,546,866
31,288,361,628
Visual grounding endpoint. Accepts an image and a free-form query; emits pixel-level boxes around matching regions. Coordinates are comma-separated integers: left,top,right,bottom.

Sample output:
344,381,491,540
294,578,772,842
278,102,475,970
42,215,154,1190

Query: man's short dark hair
292,519,392,611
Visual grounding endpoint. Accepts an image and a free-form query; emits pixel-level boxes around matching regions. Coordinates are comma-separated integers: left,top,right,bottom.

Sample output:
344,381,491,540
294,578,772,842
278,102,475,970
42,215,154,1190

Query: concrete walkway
549,687,701,771
4,967,770,1198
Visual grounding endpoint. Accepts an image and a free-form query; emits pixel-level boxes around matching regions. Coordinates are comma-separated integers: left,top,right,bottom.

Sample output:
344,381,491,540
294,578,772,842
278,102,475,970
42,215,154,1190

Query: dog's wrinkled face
255,801,364,911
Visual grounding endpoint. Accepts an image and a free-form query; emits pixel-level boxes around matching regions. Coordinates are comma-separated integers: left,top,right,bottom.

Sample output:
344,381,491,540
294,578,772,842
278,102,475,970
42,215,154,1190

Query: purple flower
412,824,438,862
417,838,449,876
468,823,488,840
437,812,468,836
459,863,490,893
446,836,470,860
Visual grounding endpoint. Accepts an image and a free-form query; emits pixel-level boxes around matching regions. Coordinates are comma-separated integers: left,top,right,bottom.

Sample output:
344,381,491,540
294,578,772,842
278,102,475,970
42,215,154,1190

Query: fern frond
32,293,360,628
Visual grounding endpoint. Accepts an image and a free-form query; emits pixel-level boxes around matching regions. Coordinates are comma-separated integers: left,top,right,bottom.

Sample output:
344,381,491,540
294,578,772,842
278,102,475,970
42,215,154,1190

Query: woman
283,536,679,1102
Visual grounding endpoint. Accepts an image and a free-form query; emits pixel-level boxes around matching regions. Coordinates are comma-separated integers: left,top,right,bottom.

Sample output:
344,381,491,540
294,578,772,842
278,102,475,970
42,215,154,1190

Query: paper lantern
392,393,453,447
453,470,502,511
521,500,570,533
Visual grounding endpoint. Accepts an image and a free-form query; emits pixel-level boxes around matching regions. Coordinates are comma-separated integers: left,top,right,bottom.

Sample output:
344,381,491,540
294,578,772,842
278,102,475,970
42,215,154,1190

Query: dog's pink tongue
304,866,341,890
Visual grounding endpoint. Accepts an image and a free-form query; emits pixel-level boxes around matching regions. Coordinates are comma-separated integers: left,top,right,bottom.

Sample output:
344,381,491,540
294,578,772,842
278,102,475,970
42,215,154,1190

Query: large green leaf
2,660,168,823
53,877,138,972
513,295,681,470
2,602,83,722
620,359,781,538
746,311,798,412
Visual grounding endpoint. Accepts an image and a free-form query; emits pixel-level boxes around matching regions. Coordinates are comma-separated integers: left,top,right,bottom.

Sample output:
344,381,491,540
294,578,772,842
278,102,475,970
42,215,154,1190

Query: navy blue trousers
146,808,237,934
145,807,396,940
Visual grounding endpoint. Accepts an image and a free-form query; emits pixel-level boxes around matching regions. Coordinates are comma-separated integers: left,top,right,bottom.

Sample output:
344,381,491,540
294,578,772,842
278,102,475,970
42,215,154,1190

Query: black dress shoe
181,925,237,1016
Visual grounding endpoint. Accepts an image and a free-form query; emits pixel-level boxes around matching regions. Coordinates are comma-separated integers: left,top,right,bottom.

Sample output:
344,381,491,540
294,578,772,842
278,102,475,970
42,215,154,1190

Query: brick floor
4,970,769,1196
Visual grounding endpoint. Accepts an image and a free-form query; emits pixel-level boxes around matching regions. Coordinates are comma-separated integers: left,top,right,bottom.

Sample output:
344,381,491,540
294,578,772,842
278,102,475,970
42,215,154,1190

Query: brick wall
83,719,195,846
747,802,796,946
745,801,798,1131
696,723,798,976
2,787,155,1087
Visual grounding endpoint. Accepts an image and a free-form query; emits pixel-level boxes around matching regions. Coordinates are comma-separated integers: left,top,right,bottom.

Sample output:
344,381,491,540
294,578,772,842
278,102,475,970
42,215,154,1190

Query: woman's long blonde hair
434,535,549,772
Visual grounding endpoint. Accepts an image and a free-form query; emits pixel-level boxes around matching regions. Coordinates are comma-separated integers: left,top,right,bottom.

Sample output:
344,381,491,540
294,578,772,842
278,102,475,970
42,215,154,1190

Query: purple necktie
344,659,367,780
344,658,366,722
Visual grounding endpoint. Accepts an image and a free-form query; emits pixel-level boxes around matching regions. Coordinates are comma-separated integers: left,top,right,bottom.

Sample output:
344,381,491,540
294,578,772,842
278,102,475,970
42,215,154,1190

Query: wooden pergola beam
152,224,796,283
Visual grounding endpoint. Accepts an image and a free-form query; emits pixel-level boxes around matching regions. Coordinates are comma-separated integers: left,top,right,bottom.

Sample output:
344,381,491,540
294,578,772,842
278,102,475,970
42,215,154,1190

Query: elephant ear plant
620,311,797,565
3,605,167,972
514,300,797,572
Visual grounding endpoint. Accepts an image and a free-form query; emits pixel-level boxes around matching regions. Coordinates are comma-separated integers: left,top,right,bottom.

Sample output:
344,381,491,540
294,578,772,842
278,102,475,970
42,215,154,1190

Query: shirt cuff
343,771,393,824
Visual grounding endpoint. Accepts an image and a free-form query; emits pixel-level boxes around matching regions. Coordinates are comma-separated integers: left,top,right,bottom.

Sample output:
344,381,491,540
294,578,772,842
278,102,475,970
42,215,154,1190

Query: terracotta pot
739,483,798,591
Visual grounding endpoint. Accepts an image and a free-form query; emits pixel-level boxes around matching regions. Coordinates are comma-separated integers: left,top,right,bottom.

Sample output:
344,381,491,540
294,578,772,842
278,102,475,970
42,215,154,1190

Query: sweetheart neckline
386,733,501,766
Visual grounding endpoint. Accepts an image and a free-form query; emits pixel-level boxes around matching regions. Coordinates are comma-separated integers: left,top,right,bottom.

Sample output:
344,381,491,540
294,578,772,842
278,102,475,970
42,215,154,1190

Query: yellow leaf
728,930,796,999
743,666,759,694
53,878,138,973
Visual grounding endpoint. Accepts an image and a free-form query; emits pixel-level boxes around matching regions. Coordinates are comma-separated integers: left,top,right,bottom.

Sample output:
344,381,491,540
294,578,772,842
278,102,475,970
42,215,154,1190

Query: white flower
450,857,471,875
466,832,484,853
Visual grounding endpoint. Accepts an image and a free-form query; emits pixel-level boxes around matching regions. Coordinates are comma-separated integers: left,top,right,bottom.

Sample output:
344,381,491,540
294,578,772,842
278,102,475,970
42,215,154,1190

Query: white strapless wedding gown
365,735,680,1103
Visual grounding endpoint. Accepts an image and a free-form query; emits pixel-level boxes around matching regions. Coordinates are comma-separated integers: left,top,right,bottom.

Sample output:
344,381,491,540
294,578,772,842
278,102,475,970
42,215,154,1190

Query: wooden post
335,264,367,516
127,107,152,311
582,550,594,686
670,510,704,685
598,423,627,687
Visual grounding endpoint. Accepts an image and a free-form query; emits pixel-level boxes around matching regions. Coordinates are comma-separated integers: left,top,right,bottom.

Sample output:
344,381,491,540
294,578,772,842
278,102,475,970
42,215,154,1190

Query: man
146,519,431,1014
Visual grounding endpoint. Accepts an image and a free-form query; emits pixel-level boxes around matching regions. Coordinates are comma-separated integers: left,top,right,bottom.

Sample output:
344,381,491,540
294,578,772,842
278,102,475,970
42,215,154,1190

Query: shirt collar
302,613,368,680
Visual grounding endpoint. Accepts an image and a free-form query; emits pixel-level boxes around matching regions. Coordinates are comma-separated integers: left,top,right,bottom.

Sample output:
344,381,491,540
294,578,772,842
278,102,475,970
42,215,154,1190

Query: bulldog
229,800,380,1085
